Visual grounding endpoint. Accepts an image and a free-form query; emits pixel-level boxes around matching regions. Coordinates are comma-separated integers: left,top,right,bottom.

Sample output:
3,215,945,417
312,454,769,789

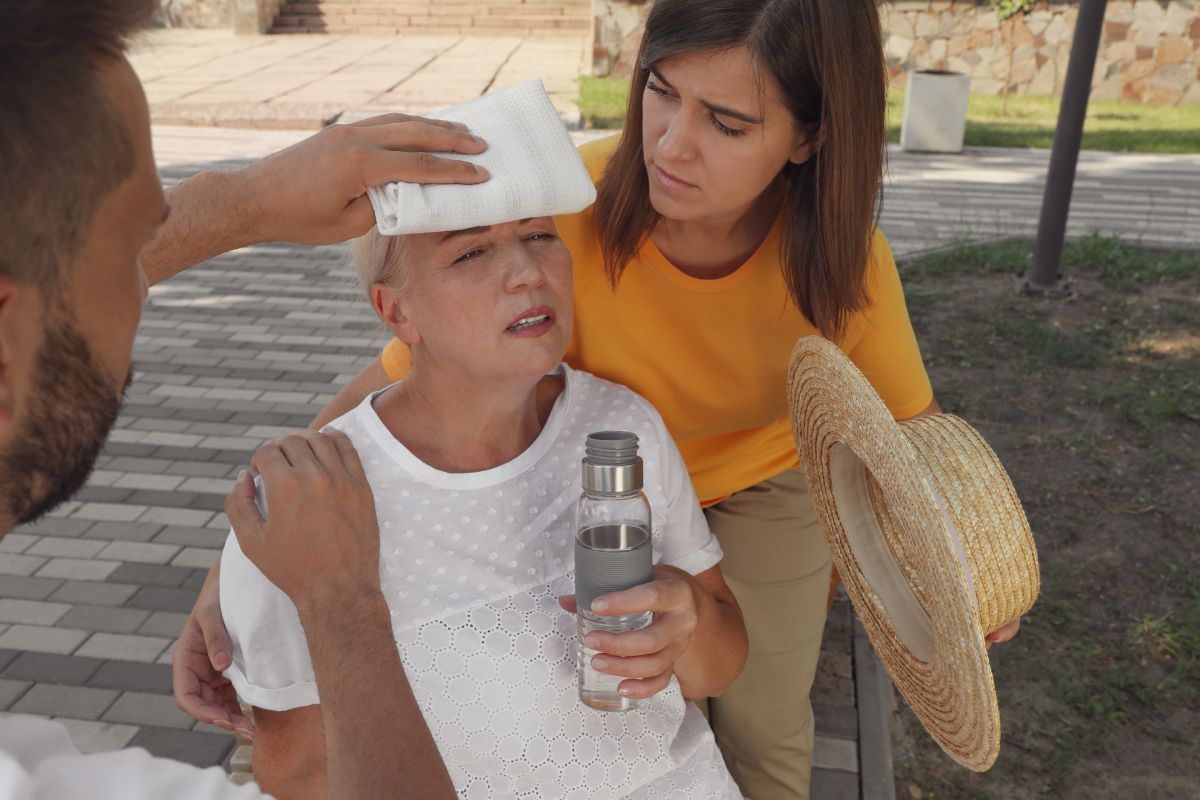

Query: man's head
0,0,165,527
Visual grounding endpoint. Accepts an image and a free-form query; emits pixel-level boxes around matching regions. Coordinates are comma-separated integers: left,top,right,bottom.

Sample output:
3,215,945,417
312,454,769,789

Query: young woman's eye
711,115,745,138
645,79,671,98
453,248,484,264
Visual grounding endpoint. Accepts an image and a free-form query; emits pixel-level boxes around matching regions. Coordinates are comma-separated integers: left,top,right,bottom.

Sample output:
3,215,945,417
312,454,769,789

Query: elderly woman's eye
454,249,484,264
525,232,558,242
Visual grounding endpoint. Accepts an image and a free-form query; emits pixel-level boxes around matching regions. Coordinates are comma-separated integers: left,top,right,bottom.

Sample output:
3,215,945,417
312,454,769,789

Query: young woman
178,1,1020,797
220,217,746,799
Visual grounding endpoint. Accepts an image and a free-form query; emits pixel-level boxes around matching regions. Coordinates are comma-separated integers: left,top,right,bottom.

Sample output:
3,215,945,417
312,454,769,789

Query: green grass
577,76,1200,154
579,76,631,129
903,233,1200,288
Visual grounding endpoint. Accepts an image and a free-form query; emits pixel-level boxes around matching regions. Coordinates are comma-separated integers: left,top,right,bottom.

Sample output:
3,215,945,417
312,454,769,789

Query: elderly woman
218,215,748,799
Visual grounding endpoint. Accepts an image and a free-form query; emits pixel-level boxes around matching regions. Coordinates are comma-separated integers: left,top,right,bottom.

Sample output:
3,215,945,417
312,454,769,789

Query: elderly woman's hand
558,564,706,700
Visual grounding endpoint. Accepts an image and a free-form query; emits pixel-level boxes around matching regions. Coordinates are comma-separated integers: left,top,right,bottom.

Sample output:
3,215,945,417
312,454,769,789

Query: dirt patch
888,239,1200,799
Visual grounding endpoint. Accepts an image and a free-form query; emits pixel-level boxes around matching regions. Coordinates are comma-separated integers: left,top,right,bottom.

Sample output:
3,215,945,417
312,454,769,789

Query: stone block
128,726,236,768
48,581,139,607
109,562,194,589
104,690,194,729
0,598,72,626
54,718,140,755
885,10,916,41
76,632,171,663
0,679,32,709
1146,83,1186,105
915,12,940,38
811,768,858,800
813,735,858,773
0,624,88,654
97,541,182,565
57,606,152,635
137,611,191,639
127,586,199,614
1105,20,1132,41
6,649,107,685
1157,35,1192,65
0,576,65,601
1107,0,1136,24
36,558,121,581
13,683,119,720
1182,81,1200,105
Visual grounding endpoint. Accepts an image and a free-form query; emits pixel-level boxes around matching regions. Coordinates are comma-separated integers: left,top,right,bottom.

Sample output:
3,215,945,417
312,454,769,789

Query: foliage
988,0,1034,21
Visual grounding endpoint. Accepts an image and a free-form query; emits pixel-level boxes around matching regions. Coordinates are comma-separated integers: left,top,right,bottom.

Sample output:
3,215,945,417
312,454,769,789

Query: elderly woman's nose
503,253,548,291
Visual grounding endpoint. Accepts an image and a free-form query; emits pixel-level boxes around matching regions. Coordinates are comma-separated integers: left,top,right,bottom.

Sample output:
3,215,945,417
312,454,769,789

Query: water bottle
575,431,653,712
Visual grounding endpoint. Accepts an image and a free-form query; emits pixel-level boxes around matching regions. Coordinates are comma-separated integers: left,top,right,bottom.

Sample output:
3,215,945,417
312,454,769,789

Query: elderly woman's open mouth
505,305,556,337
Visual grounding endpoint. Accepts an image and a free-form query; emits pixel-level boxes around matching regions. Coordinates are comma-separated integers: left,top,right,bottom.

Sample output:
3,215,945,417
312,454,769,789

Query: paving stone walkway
3,118,1198,793
131,29,590,129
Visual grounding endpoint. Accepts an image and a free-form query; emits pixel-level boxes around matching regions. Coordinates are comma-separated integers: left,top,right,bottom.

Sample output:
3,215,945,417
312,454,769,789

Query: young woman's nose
657,103,699,163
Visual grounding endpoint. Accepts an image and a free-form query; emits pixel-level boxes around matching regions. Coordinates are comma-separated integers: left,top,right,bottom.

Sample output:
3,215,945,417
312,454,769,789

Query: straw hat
787,336,1039,771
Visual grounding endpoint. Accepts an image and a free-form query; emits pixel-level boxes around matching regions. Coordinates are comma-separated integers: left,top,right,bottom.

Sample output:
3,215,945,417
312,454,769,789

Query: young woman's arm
252,706,327,800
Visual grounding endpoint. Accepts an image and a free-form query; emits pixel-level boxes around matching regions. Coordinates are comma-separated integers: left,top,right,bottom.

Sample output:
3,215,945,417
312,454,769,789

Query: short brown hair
595,0,887,340
0,0,157,291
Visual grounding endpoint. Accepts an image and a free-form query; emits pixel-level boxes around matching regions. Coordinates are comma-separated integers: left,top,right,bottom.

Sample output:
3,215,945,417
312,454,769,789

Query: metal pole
1025,0,1109,290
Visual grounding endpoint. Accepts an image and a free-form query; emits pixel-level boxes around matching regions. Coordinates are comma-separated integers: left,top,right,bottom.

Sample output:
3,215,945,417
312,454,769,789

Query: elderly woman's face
390,217,572,381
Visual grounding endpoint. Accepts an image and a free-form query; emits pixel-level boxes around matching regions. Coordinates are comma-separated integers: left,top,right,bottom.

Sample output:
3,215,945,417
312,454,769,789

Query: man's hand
558,565,703,700
142,113,489,285
233,114,489,246
225,430,382,616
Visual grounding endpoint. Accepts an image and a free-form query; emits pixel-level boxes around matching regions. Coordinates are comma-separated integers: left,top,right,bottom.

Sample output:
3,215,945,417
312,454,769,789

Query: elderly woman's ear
372,283,420,346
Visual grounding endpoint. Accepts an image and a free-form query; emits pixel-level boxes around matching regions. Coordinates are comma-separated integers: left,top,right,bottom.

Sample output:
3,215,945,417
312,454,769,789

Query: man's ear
372,283,421,346
0,278,21,432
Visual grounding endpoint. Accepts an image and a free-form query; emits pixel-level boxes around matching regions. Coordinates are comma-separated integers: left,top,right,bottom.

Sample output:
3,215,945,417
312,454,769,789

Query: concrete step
271,0,592,35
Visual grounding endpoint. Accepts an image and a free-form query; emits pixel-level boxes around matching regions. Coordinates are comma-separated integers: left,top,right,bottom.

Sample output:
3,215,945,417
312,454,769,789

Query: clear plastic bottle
575,431,653,712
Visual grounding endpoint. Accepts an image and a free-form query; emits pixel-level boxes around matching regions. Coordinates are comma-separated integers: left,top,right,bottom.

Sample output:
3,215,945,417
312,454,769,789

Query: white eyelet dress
220,365,743,799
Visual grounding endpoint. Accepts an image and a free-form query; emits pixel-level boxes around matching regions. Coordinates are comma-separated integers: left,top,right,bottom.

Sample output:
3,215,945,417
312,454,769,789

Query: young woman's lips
653,164,697,192
505,306,556,338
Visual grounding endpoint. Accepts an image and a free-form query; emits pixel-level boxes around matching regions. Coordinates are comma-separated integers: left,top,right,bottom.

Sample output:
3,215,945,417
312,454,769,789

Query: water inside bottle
577,522,652,712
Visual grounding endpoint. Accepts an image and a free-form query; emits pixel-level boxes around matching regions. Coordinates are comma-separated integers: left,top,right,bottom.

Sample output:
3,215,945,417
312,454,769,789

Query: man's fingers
343,113,469,133
328,430,369,482
195,600,233,672
275,434,322,476
224,470,266,550
250,440,292,475
286,429,345,476
356,148,489,189
356,121,487,156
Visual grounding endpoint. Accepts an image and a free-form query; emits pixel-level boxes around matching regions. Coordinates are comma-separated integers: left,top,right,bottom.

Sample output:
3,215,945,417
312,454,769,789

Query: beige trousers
704,469,832,800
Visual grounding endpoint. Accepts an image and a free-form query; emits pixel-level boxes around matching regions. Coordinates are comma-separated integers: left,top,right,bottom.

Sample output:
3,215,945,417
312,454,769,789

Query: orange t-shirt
381,135,932,505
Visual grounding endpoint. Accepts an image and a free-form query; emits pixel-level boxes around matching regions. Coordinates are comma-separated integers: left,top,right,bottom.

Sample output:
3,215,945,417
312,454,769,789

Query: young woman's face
379,218,573,384
641,46,811,224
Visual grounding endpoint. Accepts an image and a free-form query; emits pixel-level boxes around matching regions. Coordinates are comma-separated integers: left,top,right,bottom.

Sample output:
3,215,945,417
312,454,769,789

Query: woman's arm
252,706,327,800
311,357,393,430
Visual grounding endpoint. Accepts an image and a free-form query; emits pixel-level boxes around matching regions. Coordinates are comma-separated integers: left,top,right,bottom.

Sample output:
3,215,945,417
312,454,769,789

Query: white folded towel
367,79,596,235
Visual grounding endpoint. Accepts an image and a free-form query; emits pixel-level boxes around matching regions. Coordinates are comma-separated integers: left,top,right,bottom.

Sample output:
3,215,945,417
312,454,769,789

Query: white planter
900,70,971,154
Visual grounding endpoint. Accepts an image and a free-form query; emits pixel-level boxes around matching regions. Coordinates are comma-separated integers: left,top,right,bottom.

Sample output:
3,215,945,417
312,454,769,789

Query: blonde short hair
350,227,409,297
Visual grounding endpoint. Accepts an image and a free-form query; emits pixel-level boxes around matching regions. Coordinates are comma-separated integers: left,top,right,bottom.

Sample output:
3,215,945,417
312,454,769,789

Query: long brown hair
594,0,886,340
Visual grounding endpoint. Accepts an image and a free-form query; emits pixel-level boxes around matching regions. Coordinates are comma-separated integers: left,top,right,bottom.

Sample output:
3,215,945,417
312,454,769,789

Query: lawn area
891,235,1200,798
578,76,1200,154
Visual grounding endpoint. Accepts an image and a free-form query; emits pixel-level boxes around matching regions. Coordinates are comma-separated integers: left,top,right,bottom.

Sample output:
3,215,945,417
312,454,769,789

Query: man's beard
0,310,128,526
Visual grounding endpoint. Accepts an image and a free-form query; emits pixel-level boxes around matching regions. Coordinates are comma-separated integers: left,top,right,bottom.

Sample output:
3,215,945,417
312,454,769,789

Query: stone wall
886,0,1200,106
154,0,282,33
594,0,1200,106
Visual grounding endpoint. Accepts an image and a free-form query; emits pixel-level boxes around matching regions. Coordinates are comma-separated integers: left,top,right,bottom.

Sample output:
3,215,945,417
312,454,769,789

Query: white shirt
0,715,264,799
221,365,742,799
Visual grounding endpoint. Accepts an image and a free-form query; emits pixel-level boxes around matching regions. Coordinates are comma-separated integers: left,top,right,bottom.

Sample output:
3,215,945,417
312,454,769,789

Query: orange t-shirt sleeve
847,231,934,420
380,338,412,382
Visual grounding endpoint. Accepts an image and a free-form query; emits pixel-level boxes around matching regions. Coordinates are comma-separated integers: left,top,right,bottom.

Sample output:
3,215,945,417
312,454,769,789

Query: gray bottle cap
583,432,643,494
575,523,652,614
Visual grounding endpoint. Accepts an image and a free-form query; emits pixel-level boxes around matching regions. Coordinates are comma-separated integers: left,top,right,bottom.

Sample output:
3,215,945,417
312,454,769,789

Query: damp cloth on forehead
366,79,596,236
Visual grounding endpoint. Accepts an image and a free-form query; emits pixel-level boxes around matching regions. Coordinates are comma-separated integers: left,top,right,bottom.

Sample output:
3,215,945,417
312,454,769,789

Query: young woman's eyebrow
648,65,763,125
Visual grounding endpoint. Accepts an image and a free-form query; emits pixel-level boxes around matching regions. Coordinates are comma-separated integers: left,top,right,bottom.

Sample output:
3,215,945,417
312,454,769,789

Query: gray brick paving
108,562,194,589
104,691,195,730
0,625,89,655
3,652,105,686
128,726,236,768
12,684,120,720
0,679,32,709
47,581,139,608
75,633,171,663
89,661,174,695
56,606,152,635
0,577,65,601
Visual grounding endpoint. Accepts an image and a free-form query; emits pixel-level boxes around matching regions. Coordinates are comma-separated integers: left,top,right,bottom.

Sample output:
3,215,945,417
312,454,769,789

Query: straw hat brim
788,336,1002,771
